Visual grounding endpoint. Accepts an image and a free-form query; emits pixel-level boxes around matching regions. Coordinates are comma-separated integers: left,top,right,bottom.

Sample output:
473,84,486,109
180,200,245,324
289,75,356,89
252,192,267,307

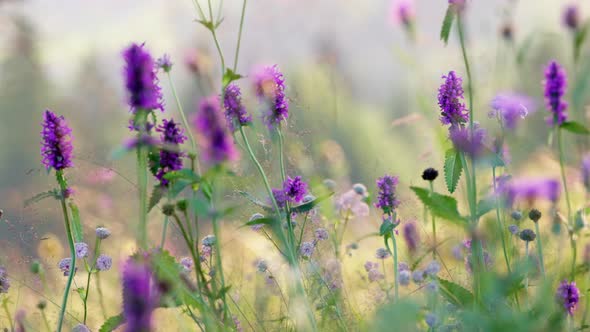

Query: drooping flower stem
524,241,530,296
429,181,437,259
55,170,76,332
134,109,150,250
233,0,247,72
557,128,576,279
533,222,545,277
390,229,400,301
492,166,511,273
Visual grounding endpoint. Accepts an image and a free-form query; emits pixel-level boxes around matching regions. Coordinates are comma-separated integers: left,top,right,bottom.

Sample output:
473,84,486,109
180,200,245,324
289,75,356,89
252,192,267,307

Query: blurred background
1,0,590,329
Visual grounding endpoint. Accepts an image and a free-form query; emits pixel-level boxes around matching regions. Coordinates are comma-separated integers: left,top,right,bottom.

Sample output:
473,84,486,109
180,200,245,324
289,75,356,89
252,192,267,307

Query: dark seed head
176,199,188,212
519,229,536,242
162,204,175,216
511,211,522,221
529,209,542,223
421,168,439,181
37,300,47,310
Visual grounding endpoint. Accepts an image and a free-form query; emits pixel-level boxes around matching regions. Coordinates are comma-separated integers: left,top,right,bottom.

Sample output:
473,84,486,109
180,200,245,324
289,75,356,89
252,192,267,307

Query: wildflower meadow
3,0,590,331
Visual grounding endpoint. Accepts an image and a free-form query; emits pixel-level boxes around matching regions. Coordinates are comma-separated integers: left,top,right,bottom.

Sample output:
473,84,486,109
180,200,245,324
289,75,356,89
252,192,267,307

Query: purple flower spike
438,71,469,126
402,221,419,254
543,61,568,126
122,259,158,332
41,110,74,171
449,123,487,158
556,280,580,316
194,96,238,165
375,175,400,214
253,65,289,129
271,188,287,209
0,267,10,293
283,176,308,203
502,177,561,206
582,155,590,191
154,119,187,186
563,5,580,31
123,43,163,113
224,83,252,131
489,93,536,130
390,0,414,27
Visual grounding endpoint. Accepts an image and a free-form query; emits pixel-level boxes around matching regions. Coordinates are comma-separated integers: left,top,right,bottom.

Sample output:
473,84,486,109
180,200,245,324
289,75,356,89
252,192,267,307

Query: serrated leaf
237,191,273,211
68,202,84,242
437,277,474,307
561,121,590,135
99,314,124,332
410,186,467,226
24,190,60,207
440,6,455,45
476,196,496,218
444,148,462,193
148,186,166,212
169,180,191,198
574,22,590,62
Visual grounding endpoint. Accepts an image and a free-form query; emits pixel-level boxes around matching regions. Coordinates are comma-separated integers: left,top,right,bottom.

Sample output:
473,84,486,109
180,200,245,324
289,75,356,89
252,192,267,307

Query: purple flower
224,83,252,131
508,224,519,235
123,43,163,112
300,242,315,259
72,324,91,332
438,71,469,126
193,96,238,164
489,93,536,130
122,259,158,332
180,257,193,273
58,258,75,276
449,123,487,158
96,227,111,240
75,242,89,258
96,255,112,271
556,280,580,315
156,54,173,72
425,260,441,276
315,228,329,241
283,176,308,203
0,267,10,293
375,175,400,214
563,5,580,30
368,268,384,282
402,221,419,254
582,155,590,191
375,248,391,259
271,188,287,209
502,177,561,206
390,0,414,27
412,270,424,283
154,119,187,186
253,65,289,129
41,110,74,171
544,61,568,126
399,270,411,286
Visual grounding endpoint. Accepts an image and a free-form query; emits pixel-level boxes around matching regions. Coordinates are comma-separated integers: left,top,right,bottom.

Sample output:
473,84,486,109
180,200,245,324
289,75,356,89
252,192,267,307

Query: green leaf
23,190,60,207
444,148,463,193
440,6,455,45
516,34,534,65
237,191,273,211
437,277,474,307
291,193,333,214
222,68,243,87
99,314,124,332
197,19,215,32
169,180,191,198
575,22,590,62
410,186,467,226
244,217,277,227
68,202,84,242
163,169,200,182
476,196,497,218
379,221,394,237
148,186,166,212
561,121,590,135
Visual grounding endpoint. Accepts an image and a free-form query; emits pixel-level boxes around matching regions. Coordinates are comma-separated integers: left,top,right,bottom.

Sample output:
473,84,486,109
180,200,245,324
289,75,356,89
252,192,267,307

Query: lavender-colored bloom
425,261,441,276
438,71,469,126
489,93,536,130
402,221,419,254
375,175,400,214
96,255,113,271
72,324,91,332
300,242,315,258
58,258,75,276
155,119,187,186
96,227,111,240
375,248,391,260
544,61,568,126
502,177,561,206
315,228,329,241
425,313,438,328
122,259,158,332
180,257,193,273
508,224,519,235
253,65,289,128
255,259,268,273
557,280,580,315
224,83,252,131
368,268,384,282
449,123,487,158
426,281,439,293
0,267,10,293
284,176,308,203
452,245,464,260
123,43,163,112
399,262,410,271
563,5,580,30
202,235,216,247
41,110,74,171
75,243,89,258
412,270,424,283
194,96,238,164
399,270,411,286
156,54,173,72
582,155,590,191
391,0,414,27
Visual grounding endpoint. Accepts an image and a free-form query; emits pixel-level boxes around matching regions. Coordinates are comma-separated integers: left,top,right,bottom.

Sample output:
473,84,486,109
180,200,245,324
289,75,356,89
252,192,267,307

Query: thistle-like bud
519,229,536,242
421,168,439,181
529,209,542,223
162,204,175,216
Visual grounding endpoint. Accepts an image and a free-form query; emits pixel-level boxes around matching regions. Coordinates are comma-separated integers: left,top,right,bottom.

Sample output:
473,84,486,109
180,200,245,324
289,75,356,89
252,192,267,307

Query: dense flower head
315,228,329,241
72,324,91,332
253,65,289,128
123,43,163,112
375,248,391,259
122,259,158,332
300,242,315,258
96,255,112,271
155,54,173,72
489,93,536,130
390,0,414,26
41,110,74,171
335,189,370,217
75,242,89,258
438,71,469,126
271,188,287,209
543,61,568,126
556,280,580,315
399,270,411,286
502,177,561,206
224,83,252,131
563,5,580,30
449,123,487,158
154,119,187,186
180,257,193,273
96,227,111,240
375,175,400,214
582,155,590,191
194,96,238,164
283,176,308,203
0,267,9,293
402,221,419,254
425,261,441,276
421,168,439,181
58,258,75,276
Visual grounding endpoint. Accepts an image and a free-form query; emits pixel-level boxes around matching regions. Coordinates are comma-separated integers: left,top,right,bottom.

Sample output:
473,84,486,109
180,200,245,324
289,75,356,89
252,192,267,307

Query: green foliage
222,68,243,87
561,121,590,135
440,6,455,45
68,202,84,242
444,148,463,194
369,299,421,331
23,189,60,207
410,186,467,226
291,193,333,214
99,314,124,332
437,277,474,307
574,22,590,62
148,186,165,212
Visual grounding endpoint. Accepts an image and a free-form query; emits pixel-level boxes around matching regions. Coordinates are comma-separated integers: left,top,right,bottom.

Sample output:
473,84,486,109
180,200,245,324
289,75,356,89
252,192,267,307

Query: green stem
278,128,297,250
457,15,474,131
533,222,545,277
56,171,76,332
390,230,399,302
492,167,511,273
82,265,92,324
233,0,247,72
160,215,169,248
41,309,52,332
557,128,573,222
96,272,108,320
2,299,13,332
210,185,230,323
135,110,149,250
429,182,437,259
